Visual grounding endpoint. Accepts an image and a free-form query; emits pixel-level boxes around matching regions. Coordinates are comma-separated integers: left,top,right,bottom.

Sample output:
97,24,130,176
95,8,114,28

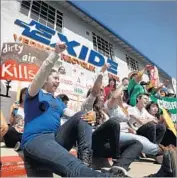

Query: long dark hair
107,78,116,89
19,87,28,104
86,88,106,126
146,101,160,119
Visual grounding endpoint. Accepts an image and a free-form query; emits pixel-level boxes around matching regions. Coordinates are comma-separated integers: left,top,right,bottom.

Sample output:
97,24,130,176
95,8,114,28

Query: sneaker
147,148,177,177
102,166,129,177
14,141,21,151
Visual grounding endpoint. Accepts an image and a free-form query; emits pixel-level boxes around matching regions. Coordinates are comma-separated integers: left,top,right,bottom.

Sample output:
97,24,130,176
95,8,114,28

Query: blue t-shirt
21,89,66,148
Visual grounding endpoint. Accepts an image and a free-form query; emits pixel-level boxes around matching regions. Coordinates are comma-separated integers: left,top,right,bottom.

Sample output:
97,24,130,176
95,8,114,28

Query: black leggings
161,129,177,146
4,125,22,148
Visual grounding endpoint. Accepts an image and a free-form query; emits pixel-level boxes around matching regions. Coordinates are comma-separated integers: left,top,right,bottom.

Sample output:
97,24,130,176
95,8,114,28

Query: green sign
150,95,177,114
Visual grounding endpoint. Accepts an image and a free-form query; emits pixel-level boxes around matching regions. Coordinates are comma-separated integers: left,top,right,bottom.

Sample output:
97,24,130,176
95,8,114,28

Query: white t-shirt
104,101,130,132
128,106,156,130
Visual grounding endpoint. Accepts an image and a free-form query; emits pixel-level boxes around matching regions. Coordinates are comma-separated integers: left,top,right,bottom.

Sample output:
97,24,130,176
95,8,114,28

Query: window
20,0,63,32
126,55,139,71
92,33,115,60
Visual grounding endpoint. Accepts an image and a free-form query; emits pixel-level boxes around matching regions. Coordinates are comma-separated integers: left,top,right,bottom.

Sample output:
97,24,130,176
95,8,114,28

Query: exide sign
14,19,118,75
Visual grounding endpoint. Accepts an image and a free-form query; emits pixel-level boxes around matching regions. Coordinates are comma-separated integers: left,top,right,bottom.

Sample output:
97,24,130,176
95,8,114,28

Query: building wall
1,1,174,119
1,0,172,82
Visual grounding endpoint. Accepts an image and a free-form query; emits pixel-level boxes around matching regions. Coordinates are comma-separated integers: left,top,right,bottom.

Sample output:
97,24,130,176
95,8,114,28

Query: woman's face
109,80,115,87
149,104,159,115
160,90,166,97
45,72,60,93
58,66,66,74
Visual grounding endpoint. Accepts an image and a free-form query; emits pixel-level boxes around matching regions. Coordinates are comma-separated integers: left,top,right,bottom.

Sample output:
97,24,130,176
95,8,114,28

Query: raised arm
134,64,152,83
106,84,124,109
28,43,66,97
154,80,169,94
81,64,110,112
91,64,110,97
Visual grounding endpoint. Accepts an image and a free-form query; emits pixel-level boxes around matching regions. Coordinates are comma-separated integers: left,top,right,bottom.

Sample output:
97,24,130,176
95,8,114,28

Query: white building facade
1,0,174,119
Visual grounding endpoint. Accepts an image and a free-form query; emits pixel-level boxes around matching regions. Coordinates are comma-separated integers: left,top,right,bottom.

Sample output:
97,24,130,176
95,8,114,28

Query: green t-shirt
128,79,145,106
149,88,157,96
128,79,137,95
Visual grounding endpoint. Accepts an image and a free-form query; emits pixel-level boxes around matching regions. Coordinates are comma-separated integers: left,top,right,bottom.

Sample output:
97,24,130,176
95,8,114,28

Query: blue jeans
23,112,110,177
120,132,159,155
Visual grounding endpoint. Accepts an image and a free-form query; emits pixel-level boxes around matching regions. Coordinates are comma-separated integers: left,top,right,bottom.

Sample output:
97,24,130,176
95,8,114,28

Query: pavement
1,142,161,177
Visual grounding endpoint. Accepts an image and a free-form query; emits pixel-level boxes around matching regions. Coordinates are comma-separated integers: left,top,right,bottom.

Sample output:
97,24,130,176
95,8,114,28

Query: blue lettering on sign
57,33,80,57
14,19,118,75
14,19,55,45
88,50,105,67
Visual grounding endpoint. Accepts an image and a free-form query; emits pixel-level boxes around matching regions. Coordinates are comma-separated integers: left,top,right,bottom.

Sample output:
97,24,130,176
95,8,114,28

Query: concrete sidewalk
1,142,160,177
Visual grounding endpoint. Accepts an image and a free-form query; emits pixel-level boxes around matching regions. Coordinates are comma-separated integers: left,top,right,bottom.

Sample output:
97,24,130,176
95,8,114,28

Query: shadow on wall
0,81,17,122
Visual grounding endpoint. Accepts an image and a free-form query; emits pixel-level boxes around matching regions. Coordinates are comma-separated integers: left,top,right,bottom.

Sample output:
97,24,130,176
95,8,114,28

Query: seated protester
105,84,169,160
57,94,70,125
159,88,168,97
104,77,116,102
21,43,130,177
122,77,129,88
128,93,166,144
146,80,169,97
127,65,151,106
146,101,164,123
81,64,143,175
122,77,129,103
57,94,69,106
3,87,27,150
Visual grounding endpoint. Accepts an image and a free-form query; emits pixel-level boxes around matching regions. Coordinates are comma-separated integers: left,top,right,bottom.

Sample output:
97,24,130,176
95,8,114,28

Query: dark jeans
118,140,143,170
92,119,120,159
161,129,177,147
92,119,143,170
23,112,110,177
137,122,166,144
4,125,22,148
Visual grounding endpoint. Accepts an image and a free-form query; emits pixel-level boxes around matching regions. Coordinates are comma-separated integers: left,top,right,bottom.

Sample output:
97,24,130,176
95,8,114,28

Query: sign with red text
0,43,99,120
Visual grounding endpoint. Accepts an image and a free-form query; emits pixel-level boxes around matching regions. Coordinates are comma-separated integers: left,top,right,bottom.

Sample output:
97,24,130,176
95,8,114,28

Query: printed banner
150,95,177,114
147,65,160,87
0,42,102,121
162,108,177,136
